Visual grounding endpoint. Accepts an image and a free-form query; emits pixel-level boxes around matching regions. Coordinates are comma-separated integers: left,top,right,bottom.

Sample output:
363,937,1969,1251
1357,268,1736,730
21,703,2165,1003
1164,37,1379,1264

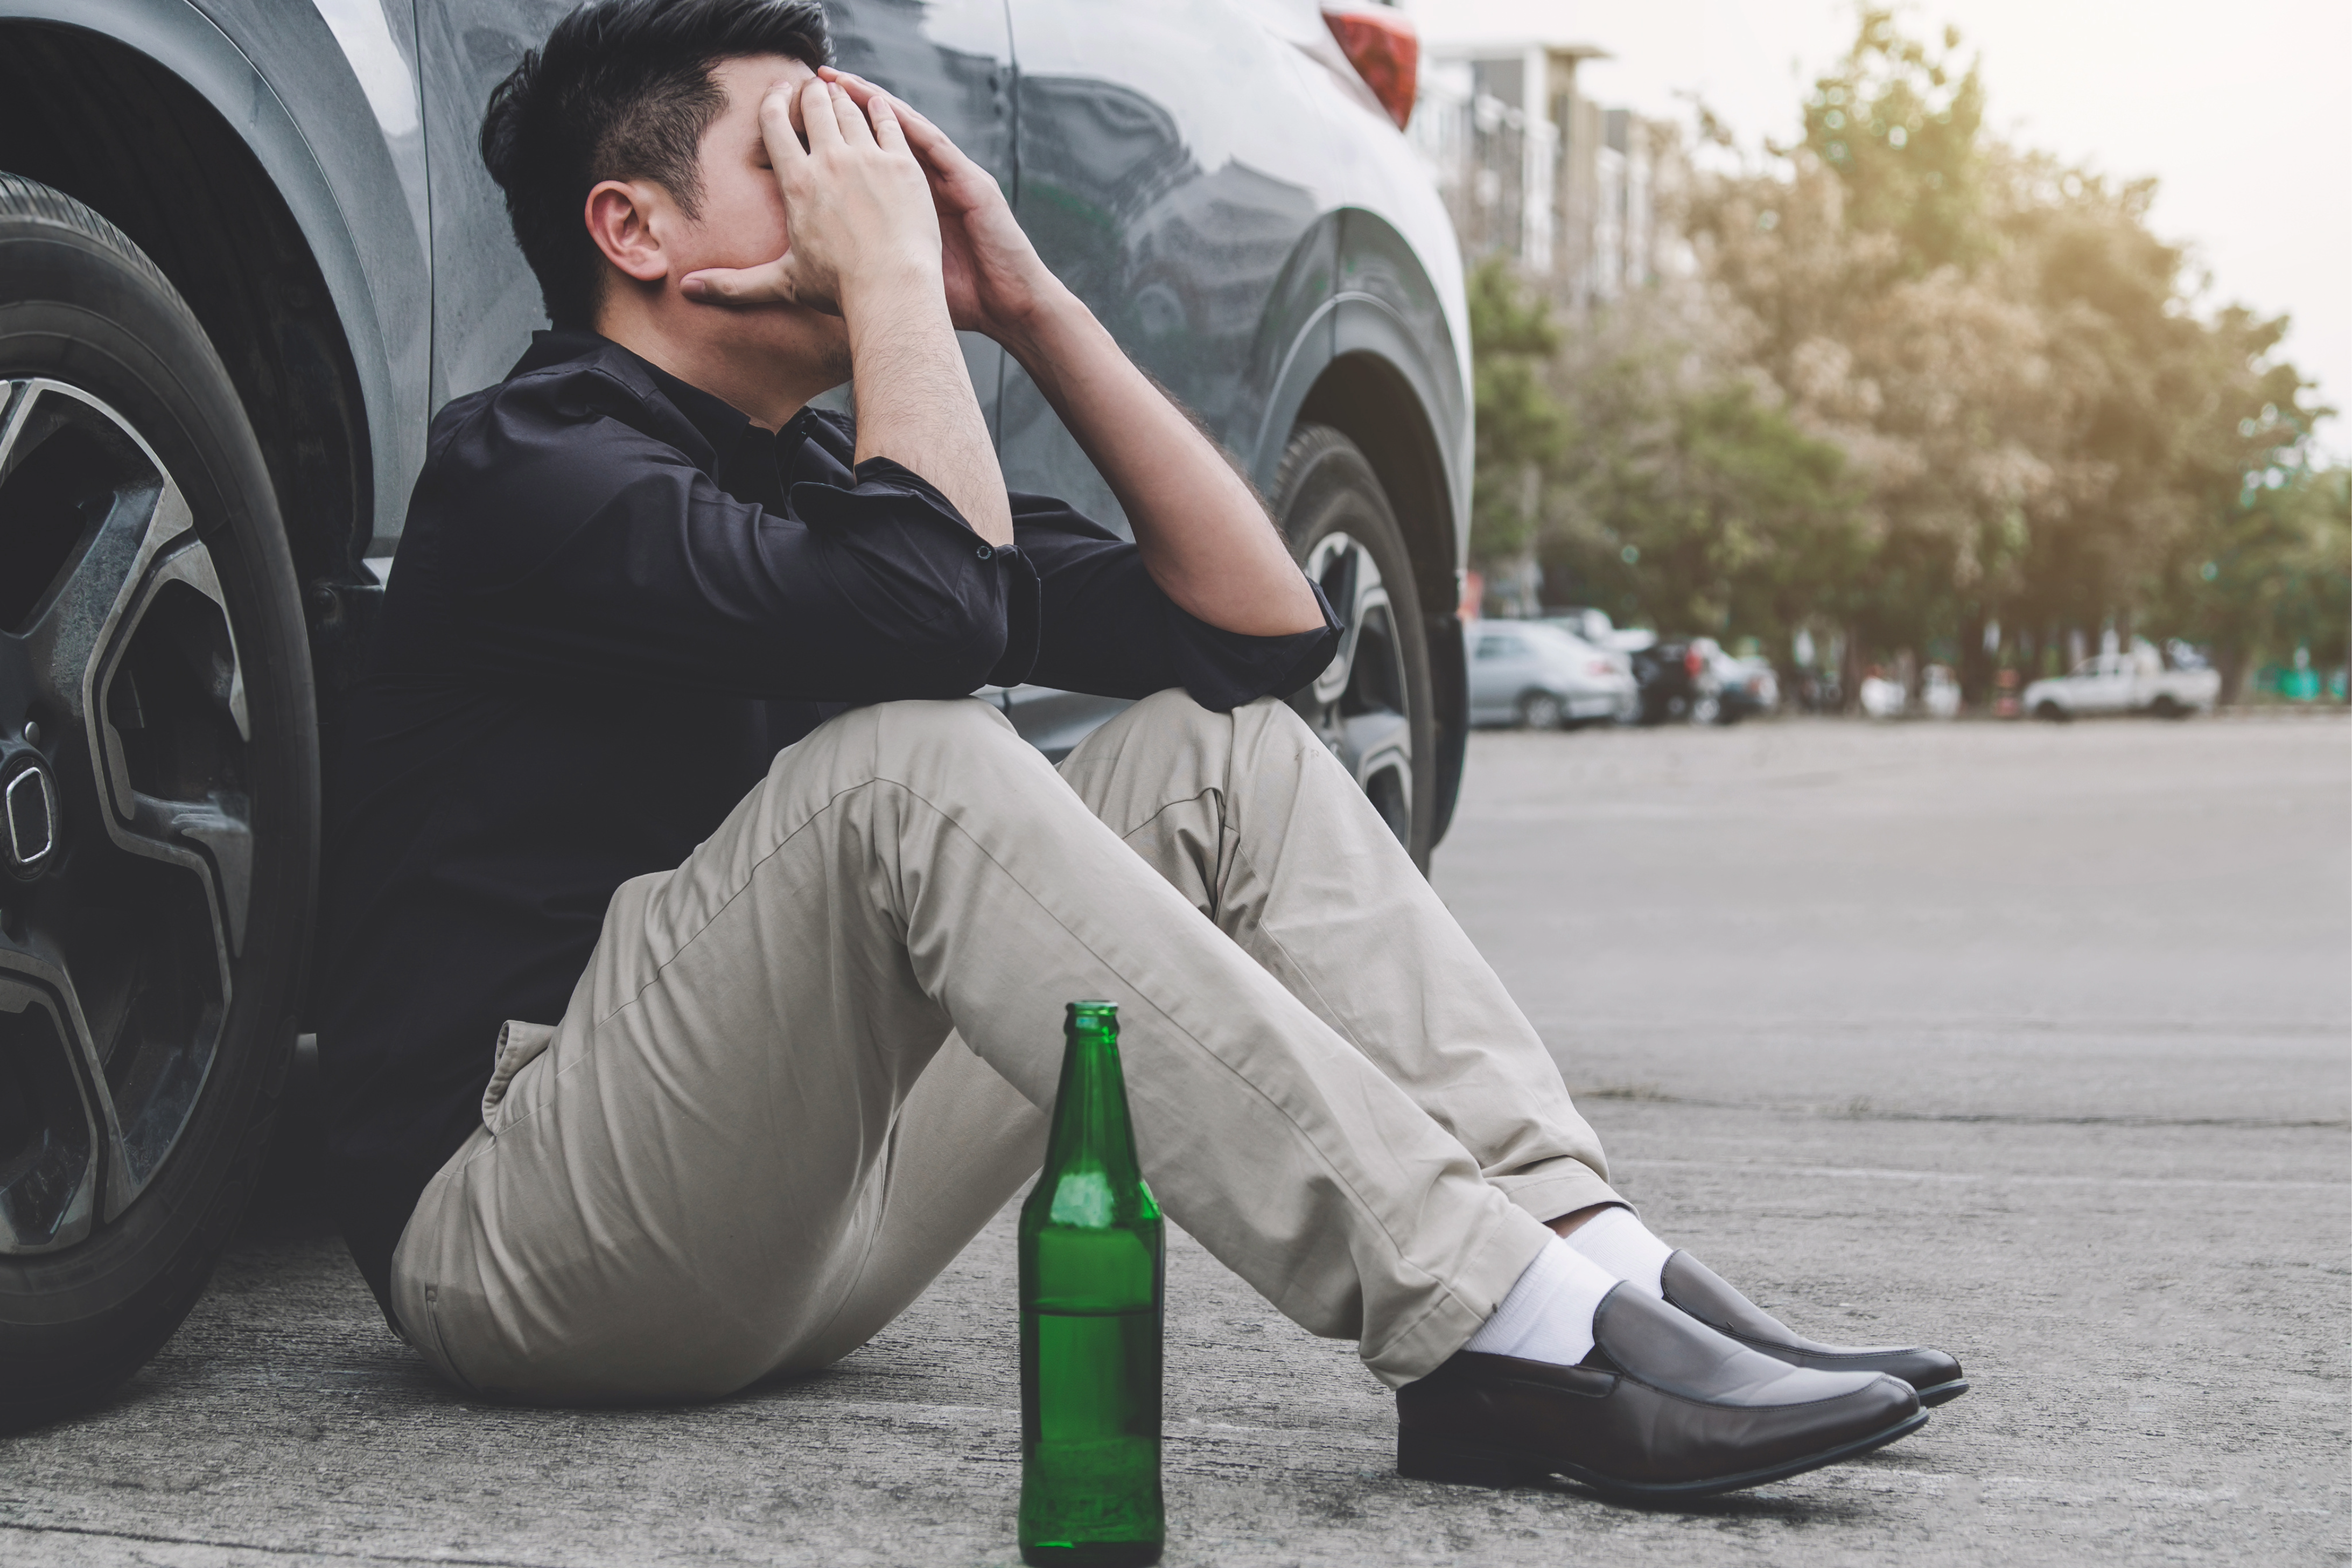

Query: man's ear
584,180,670,285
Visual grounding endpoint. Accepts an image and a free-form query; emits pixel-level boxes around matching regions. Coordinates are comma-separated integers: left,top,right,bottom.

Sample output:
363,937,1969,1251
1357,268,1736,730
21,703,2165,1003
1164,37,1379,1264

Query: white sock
1563,1206,1676,1299
1463,1239,1619,1366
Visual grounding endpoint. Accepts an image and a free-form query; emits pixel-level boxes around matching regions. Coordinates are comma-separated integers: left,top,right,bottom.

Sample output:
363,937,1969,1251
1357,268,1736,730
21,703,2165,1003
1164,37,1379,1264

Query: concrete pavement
3,713,2344,1566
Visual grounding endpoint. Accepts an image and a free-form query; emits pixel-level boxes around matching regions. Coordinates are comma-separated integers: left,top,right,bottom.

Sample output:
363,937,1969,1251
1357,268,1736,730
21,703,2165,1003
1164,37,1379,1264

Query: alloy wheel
1296,530,1413,844
0,379,251,1255
1520,691,1565,732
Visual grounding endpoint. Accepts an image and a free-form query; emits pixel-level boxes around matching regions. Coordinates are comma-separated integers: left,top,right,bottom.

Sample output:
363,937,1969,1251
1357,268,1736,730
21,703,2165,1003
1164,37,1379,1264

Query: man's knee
1233,691,1319,751
1122,686,1221,738
799,696,1030,783
874,695,1021,744
1113,688,1314,754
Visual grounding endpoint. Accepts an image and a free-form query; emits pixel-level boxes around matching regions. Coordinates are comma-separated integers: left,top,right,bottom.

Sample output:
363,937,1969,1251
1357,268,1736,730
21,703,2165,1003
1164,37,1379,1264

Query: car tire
2150,695,2185,720
1275,425,1436,869
1517,691,1565,732
1690,692,1723,726
2033,700,2069,723
0,175,317,1428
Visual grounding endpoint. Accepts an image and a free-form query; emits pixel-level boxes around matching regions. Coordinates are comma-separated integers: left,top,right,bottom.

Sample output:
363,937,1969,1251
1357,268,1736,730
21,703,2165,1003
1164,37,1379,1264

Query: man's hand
819,69,1065,344
687,69,1066,348
682,77,941,318
680,68,1311,629
686,74,1010,546
818,75,1320,638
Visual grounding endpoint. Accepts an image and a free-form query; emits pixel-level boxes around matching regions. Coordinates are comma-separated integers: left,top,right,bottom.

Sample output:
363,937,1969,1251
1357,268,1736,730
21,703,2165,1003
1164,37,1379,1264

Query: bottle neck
1042,1017,1143,1190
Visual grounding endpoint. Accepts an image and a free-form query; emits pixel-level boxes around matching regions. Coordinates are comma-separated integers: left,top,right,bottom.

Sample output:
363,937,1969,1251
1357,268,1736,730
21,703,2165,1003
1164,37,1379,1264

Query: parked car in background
1795,667,1845,713
2021,650,2220,720
1858,669,1908,718
0,0,1474,1426
1703,647,1779,724
1468,621,1635,728
1629,636,1717,724
1921,664,1962,719
1542,605,1653,655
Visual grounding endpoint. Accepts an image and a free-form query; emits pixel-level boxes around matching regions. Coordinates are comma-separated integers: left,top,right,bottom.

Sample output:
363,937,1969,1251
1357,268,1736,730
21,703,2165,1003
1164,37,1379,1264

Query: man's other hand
817,68,1066,346
682,77,941,319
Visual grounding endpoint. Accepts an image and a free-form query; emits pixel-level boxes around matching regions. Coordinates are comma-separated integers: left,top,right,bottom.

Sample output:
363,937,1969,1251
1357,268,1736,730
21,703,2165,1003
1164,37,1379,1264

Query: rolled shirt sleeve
428,382,1037,704
411,345,1333,717
1007,492,1341,710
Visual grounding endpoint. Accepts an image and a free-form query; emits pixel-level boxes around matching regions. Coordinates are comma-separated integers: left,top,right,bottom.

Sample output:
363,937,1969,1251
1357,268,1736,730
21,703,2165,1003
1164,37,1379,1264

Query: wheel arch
0,11,386,651
1243,211,1472,845
1244,211,1469,608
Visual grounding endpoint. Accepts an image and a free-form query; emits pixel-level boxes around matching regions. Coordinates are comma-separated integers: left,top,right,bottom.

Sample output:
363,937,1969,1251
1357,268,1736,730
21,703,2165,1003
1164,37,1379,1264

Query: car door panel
825,0,1016,438
1467,633,1510,720
2088,656,2132,713
418,1,566,409
1000,0,1330,535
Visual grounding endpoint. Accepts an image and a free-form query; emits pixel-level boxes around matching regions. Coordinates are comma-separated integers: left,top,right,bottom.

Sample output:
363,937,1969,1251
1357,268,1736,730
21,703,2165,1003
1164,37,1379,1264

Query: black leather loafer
1396,1284,1926,1500
1661,1251,1969,1406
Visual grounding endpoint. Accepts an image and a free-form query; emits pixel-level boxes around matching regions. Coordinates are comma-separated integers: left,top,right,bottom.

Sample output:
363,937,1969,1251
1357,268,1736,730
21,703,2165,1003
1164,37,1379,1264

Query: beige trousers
390,691,1619,1402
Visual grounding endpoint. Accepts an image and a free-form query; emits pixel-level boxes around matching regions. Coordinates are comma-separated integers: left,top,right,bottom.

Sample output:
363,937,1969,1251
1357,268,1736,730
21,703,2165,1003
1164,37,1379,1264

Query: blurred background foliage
1468,7,2346,705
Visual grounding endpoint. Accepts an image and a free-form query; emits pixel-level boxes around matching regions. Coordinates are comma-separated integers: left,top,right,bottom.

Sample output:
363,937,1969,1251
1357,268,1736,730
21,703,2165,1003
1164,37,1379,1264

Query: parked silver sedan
1468,621,1637,729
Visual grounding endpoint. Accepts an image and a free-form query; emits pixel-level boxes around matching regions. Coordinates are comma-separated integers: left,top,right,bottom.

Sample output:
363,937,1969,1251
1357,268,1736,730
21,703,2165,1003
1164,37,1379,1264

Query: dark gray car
0,0,1472,1422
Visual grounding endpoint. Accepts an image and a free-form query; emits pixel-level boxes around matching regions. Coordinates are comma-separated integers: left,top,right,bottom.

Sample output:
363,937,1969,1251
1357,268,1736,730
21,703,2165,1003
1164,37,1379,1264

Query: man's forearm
846,277,1013,546
1003,290,1325,638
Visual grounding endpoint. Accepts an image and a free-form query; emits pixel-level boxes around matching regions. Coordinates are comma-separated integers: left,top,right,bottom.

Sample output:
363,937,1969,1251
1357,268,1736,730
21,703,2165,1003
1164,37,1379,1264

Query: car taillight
1322,8,1418,129
1684,648,1704,676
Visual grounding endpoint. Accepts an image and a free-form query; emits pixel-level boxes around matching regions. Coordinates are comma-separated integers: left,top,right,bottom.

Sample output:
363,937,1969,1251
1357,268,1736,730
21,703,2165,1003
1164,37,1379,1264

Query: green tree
1678,6,2329,699
1994,156,2320,664
1467,257,1566,580
1469,5,2334,699
1801,8,1988,273
2153,463,2351,702
1544,363,1866,666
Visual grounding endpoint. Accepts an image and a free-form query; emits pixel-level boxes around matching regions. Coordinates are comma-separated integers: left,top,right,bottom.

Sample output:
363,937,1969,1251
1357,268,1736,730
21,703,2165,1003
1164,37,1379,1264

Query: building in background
1411,38,1681,309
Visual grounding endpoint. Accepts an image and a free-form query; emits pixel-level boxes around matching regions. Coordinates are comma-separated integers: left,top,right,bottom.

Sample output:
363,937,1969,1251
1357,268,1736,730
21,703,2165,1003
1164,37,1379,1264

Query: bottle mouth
1066,999,1118,1031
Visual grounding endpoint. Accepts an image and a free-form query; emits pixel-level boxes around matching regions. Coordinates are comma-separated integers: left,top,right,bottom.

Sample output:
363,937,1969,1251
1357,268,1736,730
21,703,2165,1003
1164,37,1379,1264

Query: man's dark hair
481,0,830,328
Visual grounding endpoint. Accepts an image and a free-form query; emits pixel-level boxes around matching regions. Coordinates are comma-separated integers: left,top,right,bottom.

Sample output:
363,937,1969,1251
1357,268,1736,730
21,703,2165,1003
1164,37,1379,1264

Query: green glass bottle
1018,1001,1165,1568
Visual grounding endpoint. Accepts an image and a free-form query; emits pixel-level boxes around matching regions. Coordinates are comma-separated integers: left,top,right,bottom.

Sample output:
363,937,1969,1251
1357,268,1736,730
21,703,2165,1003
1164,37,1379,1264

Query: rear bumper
1567,691,1626,720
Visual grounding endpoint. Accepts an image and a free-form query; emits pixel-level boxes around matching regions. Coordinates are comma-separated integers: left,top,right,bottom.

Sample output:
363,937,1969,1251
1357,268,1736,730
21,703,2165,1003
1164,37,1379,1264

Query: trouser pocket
480,1019,556,1132
405,1280,486,1398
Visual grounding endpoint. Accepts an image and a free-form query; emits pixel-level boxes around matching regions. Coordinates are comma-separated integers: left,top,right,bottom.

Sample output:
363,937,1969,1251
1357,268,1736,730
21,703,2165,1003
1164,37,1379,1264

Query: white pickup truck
2022,652,2221,719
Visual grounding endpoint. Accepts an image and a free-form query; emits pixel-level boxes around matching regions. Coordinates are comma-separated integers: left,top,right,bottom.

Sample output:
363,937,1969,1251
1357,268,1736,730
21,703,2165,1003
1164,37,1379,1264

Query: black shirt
319,330,1339,1312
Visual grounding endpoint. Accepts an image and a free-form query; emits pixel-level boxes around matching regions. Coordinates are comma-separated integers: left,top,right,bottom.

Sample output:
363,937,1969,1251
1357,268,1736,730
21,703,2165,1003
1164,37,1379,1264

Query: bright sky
1406,0,2351,456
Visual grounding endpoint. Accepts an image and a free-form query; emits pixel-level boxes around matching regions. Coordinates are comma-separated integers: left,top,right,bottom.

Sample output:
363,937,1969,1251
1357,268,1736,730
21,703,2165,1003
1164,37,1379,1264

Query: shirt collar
513,328,753,455
512,327,819,509
638,354,758,460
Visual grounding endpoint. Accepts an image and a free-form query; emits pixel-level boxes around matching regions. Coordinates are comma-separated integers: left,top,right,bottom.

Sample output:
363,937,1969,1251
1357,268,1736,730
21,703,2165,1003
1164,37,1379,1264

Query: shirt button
976,544,995,561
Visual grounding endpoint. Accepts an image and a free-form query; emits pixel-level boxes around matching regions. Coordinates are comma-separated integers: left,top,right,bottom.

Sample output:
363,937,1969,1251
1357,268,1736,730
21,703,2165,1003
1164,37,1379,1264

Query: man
320,0,1963,1502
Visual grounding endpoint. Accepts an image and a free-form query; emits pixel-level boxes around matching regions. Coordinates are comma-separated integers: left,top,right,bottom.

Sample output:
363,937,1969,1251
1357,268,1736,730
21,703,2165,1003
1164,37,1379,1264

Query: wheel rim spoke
1293,532,1413,844
0,381,244,1243
89,538,256,954
1305,533,1365,709
4,383,190,710
0,946,129,1252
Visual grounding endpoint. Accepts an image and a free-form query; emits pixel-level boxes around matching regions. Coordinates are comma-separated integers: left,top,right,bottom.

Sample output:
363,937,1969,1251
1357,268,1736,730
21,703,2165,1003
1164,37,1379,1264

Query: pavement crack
1571,1086,2347,1129
0,1518,561,1567
1615,1157,2347,1191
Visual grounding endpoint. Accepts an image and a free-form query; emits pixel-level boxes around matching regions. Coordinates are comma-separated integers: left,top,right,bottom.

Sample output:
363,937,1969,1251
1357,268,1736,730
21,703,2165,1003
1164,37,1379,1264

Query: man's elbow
908,608,1011,697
